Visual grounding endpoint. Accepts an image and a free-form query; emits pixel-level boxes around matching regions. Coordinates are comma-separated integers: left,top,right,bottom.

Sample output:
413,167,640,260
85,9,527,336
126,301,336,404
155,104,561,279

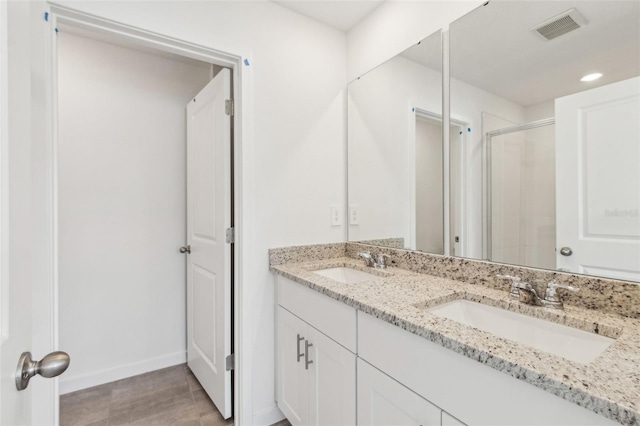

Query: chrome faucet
511,281,544,306
512,280,579,310
357,252,389,269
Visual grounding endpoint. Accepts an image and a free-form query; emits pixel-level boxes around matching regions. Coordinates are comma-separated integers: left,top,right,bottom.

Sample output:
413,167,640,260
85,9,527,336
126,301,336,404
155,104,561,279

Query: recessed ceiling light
580,73,603,82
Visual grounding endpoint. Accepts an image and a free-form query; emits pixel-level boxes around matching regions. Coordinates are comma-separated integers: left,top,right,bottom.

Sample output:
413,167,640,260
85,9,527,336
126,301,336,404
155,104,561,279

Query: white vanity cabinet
276,277,357,426
275,274,620,426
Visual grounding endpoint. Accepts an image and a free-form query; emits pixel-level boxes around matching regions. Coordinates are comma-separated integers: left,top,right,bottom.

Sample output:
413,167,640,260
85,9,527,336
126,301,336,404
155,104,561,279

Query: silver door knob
16,351,70,391
179,245,191,254
559,247,573,256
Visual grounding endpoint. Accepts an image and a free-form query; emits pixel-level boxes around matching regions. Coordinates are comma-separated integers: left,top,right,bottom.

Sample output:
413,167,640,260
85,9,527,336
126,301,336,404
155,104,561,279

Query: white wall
347,1,481,81
52,1,347,423
57,32,212,393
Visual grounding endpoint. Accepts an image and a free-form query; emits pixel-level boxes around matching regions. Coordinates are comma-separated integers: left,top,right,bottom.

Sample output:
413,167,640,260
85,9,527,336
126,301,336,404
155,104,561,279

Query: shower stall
485,118,556,270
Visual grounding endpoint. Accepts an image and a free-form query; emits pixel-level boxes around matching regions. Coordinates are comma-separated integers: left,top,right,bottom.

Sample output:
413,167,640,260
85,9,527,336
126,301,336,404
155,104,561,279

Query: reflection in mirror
450,1,640,281
348,30,444,252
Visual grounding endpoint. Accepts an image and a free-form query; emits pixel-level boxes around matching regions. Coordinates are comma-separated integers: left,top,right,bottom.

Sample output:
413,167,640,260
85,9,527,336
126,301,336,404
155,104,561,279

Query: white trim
449,116,469,258
37,4,252,424
59,351,187,395
0,0,8,346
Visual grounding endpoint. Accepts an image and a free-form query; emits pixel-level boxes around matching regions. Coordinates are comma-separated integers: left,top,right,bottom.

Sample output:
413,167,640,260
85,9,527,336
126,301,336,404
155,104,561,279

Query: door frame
407,107,467,256
34,4,251,424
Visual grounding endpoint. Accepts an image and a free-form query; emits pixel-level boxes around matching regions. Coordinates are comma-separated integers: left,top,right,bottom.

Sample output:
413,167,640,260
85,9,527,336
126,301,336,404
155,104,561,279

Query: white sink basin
426,299,614,364
313,267,382,284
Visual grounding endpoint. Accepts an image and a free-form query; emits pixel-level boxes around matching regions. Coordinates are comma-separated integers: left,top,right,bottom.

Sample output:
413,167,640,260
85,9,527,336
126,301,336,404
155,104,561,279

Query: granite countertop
271,257,640,426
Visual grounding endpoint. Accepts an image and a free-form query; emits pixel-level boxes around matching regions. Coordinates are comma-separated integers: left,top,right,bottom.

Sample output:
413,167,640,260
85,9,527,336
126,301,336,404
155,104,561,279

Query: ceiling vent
532,8,588,41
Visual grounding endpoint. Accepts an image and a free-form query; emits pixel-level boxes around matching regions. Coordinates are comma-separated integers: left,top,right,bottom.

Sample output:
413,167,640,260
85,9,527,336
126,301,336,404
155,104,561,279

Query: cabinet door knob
296,334,304,363
304,340,313,370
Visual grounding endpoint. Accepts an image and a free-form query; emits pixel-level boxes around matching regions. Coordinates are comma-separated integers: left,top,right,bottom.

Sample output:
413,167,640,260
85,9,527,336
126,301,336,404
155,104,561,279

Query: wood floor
60,364,233,426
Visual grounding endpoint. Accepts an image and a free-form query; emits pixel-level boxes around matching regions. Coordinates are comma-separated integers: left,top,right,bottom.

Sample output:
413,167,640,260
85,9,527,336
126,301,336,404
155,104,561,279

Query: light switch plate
349,205,360,225
330,205,343,226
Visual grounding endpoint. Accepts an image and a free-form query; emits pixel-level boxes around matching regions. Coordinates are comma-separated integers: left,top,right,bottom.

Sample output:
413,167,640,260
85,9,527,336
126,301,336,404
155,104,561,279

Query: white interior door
186,68,232,418
0,2,34,423
555,76,640,281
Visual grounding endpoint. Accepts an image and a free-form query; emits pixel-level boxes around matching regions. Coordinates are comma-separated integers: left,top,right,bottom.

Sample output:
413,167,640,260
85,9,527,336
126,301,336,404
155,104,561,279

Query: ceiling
449,1,640,107
272,0,384,32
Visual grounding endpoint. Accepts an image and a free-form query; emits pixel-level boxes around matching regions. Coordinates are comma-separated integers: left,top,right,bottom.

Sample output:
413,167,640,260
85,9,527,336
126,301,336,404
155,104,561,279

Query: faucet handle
375,254,389,269
497,274,522,299
546,281,579,299
496,274,521,282
547,281,579,292
357,251,374,267
544,281,579,309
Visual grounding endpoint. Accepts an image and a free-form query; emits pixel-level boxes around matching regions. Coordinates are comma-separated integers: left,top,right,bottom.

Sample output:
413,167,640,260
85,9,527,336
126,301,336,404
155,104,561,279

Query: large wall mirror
450,0,639,282
348,1,640,283
348,30,444,251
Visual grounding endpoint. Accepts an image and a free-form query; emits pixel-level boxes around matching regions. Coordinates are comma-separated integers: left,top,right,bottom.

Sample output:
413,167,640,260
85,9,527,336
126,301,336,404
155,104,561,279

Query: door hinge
225,353,235,371
225,227,236,244
225,99,234,116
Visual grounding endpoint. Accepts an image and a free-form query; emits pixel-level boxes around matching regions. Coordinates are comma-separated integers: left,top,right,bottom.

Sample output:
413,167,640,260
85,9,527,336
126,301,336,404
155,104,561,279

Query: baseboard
252,405,285,426
59,351,187,394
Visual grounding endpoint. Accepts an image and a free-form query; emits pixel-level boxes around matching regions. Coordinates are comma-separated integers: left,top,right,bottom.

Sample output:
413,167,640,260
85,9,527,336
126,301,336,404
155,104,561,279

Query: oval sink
313,267,382,284
426,299,615,364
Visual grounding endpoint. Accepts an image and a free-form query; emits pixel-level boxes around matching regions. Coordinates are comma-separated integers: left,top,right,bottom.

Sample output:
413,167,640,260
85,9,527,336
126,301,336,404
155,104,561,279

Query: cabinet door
442,412,467,426
358,359,442,426
277,307,309,425
307,327,356,426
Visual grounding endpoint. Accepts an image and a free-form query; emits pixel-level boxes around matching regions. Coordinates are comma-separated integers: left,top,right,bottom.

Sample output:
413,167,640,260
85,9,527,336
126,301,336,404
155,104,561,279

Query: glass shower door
487,121,556,270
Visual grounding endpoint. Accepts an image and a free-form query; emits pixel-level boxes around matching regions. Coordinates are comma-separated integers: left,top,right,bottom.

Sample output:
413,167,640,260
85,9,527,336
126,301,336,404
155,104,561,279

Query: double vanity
273,2,640,424
270,243,639,426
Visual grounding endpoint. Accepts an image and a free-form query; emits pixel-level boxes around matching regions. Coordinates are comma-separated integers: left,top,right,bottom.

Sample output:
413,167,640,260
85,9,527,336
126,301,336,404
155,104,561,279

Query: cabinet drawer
277,275,356,352
357,311,618,426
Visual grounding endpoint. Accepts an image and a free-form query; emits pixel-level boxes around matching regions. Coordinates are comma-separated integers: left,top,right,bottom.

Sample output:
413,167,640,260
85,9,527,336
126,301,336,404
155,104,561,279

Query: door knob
16,351,70,391
559,247,573,256
179,245,191,254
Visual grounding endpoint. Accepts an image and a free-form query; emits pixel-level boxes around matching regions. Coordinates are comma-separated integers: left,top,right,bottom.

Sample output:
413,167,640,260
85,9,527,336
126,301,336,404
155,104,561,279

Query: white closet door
186,68,232,418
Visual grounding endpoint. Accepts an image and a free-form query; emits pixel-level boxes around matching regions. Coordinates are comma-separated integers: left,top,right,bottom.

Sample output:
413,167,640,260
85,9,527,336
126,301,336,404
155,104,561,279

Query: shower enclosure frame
483,117,555,262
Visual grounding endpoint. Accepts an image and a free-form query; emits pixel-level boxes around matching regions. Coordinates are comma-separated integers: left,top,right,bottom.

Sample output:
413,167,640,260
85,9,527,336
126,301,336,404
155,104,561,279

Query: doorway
410,108,467,257
414,114,445,254
55,19,235,426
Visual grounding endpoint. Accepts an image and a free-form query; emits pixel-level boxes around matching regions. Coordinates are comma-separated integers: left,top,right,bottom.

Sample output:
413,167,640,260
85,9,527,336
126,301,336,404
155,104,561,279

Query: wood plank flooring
60,364,233,426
